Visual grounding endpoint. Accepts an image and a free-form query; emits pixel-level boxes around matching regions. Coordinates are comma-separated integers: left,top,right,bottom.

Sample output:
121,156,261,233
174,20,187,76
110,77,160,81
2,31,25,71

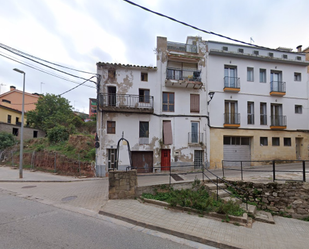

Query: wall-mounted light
207,91,215,105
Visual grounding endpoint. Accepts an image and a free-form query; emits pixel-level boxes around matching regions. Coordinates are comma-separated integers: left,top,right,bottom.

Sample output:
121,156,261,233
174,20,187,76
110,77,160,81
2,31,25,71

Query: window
247,67,254,81
224,101,239,124
270,71,283,92
259,69,266,83
139,122,149,144
2,99,11,104
238,48,244,53
162,92,174,112
222,46,228,51
296,56,302,61
295,105,302,114
294,73,301,81
7,115,11,124
272,137,280,146
141,72,148,82
12,128,18,136
107,121,116,134
260,103,267,125
224,66,238,88
282,54,288,59
108,68,115,79
284,138,291,146
223,136,249,145
33,131,38,138
190,122,199,143
163,121,172,145
247,102,254,124
253,51,259,55
190,94,200,113
260,137,268,146
269,52,274,57
139,89,150,103
16,117,19,124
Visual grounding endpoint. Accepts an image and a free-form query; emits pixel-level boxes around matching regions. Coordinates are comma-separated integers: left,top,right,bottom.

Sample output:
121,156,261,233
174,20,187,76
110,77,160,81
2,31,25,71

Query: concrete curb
98,210,241,249
0,178,105,183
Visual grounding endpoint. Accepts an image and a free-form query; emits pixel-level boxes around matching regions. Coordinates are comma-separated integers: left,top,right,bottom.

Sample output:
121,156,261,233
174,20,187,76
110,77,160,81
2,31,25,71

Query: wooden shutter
163,121,172,145
190,94,199,113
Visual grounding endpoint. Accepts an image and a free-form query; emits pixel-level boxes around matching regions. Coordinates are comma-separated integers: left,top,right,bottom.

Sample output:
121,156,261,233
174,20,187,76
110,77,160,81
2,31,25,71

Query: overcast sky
0,0,308,113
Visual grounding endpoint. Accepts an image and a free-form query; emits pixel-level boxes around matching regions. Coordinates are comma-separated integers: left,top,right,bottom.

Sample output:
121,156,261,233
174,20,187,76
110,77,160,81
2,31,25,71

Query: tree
27,94,75,132
0,132,16,150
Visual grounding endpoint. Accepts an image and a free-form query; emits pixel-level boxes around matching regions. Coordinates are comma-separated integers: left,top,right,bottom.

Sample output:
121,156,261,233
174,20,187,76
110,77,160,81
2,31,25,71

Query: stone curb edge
98,210,241,249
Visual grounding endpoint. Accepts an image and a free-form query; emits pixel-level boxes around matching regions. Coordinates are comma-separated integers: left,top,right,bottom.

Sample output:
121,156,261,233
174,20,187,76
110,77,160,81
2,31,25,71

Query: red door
161,149,170,171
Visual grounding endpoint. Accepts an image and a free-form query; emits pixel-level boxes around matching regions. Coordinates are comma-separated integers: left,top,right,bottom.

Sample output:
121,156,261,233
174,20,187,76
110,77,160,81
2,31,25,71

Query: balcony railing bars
270,115,286,126
224,76,240,88
260,114,267,125
224,113,240,125
247,114,254,124
270,81,286,92
167,68,201,81
188,132,204,144
167,41,197,53
99,93,154,110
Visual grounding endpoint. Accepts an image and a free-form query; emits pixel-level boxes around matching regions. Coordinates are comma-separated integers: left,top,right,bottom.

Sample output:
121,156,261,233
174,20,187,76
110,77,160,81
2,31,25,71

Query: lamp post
13,68,25,179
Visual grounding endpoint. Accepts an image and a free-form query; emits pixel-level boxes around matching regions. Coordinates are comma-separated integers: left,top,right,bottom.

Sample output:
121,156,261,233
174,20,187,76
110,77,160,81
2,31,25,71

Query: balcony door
225,101,238,124
191,122,199,143
271,104,282,126
107,86,116,106
271,71,282,91
224,66,237,88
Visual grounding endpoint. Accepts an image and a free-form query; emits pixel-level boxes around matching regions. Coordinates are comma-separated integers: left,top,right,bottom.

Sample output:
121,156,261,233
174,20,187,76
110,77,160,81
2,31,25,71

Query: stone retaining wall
109,170,137,199
230,181,309,219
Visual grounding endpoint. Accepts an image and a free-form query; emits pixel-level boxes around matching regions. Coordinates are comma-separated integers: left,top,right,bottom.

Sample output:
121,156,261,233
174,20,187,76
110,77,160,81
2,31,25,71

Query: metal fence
222,159,308,182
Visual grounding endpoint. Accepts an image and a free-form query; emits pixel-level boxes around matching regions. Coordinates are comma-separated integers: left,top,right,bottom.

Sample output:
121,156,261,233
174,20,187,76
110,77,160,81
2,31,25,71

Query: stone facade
230,181,309,219
109,170,137,199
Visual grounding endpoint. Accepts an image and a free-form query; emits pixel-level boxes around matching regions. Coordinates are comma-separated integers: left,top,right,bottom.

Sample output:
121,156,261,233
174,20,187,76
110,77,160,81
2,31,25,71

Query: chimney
10,86,16,91
297,45,302,52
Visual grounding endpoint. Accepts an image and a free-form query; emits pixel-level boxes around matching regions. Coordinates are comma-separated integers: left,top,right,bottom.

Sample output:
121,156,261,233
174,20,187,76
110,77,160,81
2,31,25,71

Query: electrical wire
0,42,96,75
123,0,307,53
0,51,96,89
59,76,97,96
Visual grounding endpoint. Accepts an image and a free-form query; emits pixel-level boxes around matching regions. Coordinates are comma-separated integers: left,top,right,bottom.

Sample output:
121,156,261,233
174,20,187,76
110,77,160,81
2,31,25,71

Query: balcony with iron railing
188,132,204,145
270,115,287,129
166,68,202,88
224,76,240,92
167,41,198,54
270,81,286,96
99,93,154,114
224,113,240,128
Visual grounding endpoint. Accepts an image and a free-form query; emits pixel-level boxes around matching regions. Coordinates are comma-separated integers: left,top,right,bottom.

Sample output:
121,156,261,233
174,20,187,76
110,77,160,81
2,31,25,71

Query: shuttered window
163,121,172,145
107,121,116,134
190,94,199,113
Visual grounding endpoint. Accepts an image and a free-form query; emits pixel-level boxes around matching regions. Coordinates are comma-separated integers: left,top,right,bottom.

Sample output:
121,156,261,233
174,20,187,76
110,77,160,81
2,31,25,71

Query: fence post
272,160,276,182
216,177,219,201
241,161,243,181
54,153,57,173
169,164,171,186
78,154,81,176
222,160,225,178
303,161,306,182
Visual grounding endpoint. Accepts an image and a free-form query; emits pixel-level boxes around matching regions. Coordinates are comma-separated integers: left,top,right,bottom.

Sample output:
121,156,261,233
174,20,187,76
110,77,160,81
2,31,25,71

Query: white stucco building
95,36,309,176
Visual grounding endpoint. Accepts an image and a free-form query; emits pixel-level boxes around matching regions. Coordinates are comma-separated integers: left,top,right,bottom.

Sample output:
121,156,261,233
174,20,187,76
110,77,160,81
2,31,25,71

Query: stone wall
230,181,309,219
109,170,137,199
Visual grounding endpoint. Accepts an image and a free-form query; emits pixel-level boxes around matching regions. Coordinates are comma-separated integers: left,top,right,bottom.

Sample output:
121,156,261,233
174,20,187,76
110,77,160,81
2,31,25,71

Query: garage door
223,136,251,167
131,151,153,173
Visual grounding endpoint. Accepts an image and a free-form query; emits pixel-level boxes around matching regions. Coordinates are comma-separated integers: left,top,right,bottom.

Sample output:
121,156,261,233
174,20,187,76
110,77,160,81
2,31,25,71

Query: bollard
272,160,276,182
303,161,306,182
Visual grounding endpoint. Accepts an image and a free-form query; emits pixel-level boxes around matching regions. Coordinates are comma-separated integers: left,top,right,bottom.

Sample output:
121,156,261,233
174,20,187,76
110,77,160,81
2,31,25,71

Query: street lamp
207,92,215,105
13,68,25,179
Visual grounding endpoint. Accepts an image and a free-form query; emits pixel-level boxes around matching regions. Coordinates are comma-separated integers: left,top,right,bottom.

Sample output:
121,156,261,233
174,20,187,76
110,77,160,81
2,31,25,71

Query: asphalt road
0,190,214,249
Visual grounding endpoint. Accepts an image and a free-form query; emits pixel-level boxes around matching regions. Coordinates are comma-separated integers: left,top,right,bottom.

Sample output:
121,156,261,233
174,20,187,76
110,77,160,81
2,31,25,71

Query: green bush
0,132,16,150
47,125,69,143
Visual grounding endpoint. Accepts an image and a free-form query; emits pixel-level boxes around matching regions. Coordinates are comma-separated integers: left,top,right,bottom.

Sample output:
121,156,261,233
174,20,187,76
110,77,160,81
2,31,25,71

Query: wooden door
161,149,170,171
131,151,153,173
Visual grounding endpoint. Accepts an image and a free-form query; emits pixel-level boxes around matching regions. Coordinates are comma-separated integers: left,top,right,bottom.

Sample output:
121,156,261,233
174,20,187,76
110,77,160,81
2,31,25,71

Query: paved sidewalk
100,199,309,249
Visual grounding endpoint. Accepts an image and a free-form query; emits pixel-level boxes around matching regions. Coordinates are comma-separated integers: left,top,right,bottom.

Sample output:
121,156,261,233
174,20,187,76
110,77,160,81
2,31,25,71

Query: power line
59,76,97,96
123,0,306,53
0,42,96,75
0,51,96,89
0,44,97,83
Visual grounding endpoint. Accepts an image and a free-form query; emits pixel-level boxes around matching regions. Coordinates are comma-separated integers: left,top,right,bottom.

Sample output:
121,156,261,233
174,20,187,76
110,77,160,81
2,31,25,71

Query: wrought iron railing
224,76,240,89
188,132,204,144
260,114,267,125
270,81,286,93
224,113,240,125
166,68,201,82
167,41,197,53
99,93,154,110
247,114,254,124
270,115,286,126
